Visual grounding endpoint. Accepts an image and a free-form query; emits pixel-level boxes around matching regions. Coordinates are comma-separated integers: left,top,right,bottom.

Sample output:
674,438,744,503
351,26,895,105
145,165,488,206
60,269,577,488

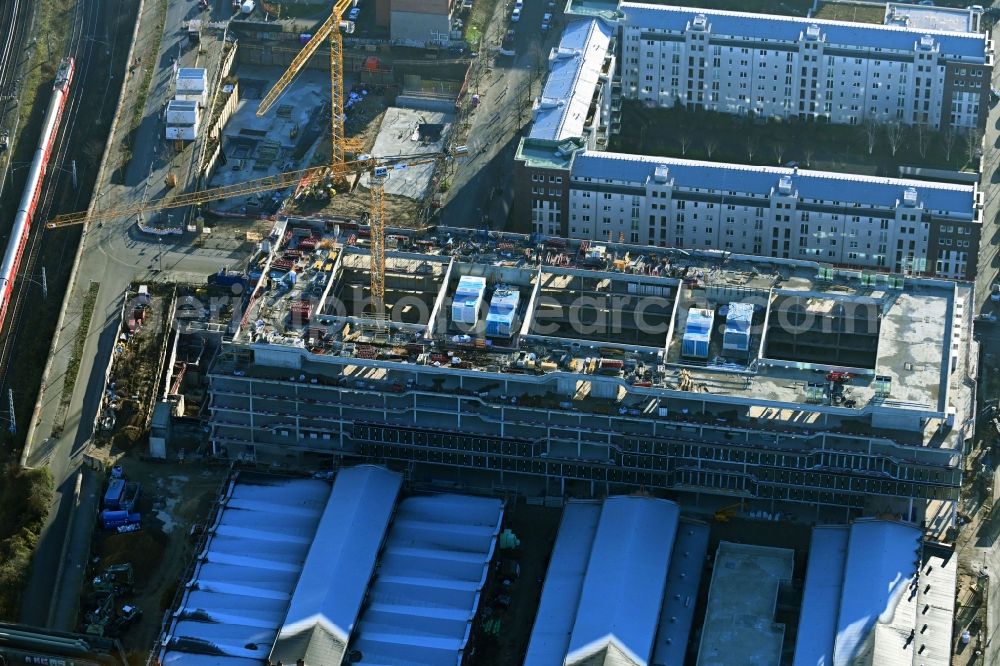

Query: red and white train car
0,56,74,326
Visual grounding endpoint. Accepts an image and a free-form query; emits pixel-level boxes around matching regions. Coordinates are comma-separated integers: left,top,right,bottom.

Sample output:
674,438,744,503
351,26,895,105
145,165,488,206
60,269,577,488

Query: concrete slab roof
885,3,980,33
697,542,794,666
359,107,453,200
225,217,962,428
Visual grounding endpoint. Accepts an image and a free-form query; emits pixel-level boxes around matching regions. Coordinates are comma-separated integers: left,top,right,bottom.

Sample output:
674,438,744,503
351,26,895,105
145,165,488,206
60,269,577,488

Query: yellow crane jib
256,0,356,171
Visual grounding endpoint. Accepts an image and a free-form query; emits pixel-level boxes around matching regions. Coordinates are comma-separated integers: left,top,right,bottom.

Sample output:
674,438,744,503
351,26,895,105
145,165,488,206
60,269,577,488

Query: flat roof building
205,218,976,521
697,542,795,666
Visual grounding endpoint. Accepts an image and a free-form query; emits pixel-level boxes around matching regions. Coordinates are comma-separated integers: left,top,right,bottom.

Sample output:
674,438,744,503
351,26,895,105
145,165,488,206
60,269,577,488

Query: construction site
182,14,473,232
33,213,995,663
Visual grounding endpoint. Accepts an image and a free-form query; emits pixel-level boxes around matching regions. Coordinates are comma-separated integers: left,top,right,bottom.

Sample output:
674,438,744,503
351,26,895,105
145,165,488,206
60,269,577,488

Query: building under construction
206,220,976,524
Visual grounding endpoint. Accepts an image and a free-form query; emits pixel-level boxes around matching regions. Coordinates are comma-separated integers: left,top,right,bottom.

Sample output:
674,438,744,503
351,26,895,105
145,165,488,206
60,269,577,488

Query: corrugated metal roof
832,519,922,666
524,501,603,666
269,466,402,666
571,151,976,216
530,19,614,142
620,2,988,60
793,526,850,666
565,497,680,666
349,494,504,666
159,477,330,665
652,518,710,666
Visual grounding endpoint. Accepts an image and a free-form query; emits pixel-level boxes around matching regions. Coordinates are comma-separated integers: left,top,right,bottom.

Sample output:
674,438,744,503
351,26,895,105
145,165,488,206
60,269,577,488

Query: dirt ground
85,455,228,660
471,500,562,665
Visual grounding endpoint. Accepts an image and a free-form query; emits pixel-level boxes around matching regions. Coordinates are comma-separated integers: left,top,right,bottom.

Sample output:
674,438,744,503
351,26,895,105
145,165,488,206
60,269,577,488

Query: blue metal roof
832,519,921,666
620,3,988,60
524,501,603,666
793,526,849,666
530,19,615,142
566,496,680,665
571,152,976,216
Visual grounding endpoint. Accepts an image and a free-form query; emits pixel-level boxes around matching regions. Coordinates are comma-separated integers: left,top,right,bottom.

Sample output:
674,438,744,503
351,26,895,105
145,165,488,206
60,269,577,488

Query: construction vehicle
713,502,741,523
92,563,134,595
84,593,116,635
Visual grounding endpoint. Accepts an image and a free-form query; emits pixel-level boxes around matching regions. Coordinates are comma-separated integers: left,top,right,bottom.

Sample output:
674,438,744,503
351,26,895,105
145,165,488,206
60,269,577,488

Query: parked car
542,12,552,29
348,6,360,20
511,6,521,21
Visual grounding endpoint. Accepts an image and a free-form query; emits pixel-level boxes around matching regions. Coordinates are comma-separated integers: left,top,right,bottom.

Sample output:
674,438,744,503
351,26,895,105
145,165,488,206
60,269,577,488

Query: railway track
0,0,34,175
0,0,114,394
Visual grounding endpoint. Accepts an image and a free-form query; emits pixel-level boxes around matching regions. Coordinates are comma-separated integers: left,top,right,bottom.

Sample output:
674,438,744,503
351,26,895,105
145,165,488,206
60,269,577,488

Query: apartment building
603,2,993,129
514,141,982,280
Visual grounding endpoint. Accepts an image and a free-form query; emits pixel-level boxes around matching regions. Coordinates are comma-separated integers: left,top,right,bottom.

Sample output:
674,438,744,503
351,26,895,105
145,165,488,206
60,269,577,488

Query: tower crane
256,0,357,176
46,151,462,317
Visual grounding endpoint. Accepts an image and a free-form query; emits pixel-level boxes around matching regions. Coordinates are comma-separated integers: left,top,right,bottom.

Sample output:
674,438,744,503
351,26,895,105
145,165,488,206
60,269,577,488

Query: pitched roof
159,477,330,664
793,526,850,666
531,19,615,142
349,493,504,665
524,501,603,666
833,520,922,665
269,466,402,666
565,497,681,666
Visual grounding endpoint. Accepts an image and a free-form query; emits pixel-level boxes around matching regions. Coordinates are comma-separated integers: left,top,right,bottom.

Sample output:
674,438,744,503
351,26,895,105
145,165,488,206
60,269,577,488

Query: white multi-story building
583,2,993,130
618,4,991,129
515,144,982,279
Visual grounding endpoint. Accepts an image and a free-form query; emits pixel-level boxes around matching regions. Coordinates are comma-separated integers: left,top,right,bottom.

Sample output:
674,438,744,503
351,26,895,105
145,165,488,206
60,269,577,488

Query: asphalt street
20,0,236,630
440,0,559,231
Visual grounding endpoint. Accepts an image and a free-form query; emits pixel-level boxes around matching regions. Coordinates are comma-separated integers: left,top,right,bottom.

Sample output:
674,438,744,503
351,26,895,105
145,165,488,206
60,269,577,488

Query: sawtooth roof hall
156,466,504,666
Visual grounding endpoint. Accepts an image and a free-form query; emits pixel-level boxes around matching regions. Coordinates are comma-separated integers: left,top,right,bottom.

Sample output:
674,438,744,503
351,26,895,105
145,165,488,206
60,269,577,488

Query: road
19,0,237,630
440,0,559,232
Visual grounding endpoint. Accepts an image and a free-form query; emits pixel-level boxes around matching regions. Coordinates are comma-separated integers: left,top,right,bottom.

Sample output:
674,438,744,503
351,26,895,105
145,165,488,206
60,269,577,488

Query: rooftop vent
691,14,708,31
903,187,919,207
805,24,821,41
778,175,794,195
653,164,670,183
918,34,935,51
552,47,583,61
536,97,566,110
555,141,579,158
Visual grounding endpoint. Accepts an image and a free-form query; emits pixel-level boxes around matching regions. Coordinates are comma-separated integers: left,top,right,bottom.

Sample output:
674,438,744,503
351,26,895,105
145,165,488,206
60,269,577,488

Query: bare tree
863,117,879,155
803,147,815,168
745,135,758,162
704,137,719,159
773,142,786,165
915,123,929,159
966,128,984,165
885,121,905,156
679,133,691,156
942,127,957,162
